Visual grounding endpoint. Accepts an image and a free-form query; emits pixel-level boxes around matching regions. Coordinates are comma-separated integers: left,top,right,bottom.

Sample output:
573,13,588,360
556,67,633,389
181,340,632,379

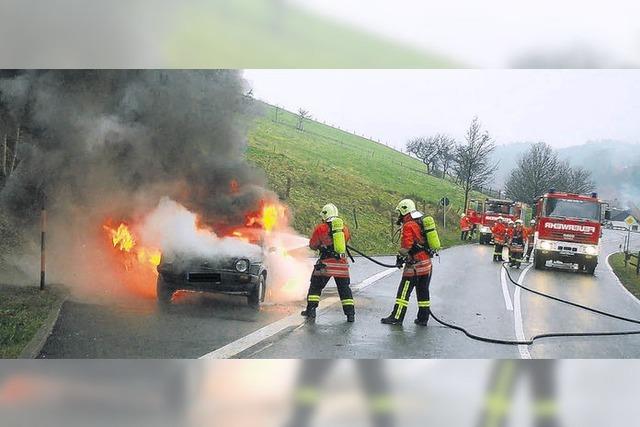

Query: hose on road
347,244,640,346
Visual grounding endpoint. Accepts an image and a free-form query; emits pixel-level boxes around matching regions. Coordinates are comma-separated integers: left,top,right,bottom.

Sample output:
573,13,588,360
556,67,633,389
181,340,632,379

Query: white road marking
500,266,514,311
199,267,398,359
513,264,533,359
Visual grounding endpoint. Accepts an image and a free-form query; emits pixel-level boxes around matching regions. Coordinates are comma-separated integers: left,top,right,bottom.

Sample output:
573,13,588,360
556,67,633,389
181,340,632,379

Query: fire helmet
530,219,536,225
395,199,416,216
497,217,504,223
515,219,523,226
320,203,339,221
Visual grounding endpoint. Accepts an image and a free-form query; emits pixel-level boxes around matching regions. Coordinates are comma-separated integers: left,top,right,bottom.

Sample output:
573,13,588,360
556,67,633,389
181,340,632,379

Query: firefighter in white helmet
381,199,436,326
301,203,355,322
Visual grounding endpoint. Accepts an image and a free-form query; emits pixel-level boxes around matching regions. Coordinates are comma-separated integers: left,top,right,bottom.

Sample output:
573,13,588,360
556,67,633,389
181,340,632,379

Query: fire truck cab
533,190,609,275
468,198,523,245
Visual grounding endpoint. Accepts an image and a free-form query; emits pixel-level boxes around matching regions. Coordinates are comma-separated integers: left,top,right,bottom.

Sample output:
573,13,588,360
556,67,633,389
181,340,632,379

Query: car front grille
187,272,222,283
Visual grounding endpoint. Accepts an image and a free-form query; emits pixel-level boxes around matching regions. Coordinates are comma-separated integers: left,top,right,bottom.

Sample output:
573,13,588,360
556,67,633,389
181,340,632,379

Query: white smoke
138,198,262,261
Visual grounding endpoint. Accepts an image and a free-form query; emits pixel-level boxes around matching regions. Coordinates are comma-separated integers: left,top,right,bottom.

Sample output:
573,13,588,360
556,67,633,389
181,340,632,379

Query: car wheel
248,274,266,309
157,277,174,309
534,252,546,270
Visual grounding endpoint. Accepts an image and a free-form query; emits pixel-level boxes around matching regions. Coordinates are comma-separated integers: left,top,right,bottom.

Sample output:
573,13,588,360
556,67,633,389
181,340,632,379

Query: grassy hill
247,101,482,254
167,0,454,68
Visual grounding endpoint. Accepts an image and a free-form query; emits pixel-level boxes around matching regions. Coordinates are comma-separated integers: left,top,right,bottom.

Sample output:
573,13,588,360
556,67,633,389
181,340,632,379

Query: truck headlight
235,259,250,273
540,240,553,250
585,245,598,256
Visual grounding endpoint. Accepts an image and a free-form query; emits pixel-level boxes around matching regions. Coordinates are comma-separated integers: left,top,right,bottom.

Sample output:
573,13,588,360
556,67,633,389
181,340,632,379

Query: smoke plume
0,70,270,285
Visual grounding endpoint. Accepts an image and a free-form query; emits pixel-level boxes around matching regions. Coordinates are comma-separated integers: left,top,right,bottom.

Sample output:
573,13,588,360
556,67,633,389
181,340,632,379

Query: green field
167,0,453,68
247,102,483,254
0,285,60,358
609,252,640,299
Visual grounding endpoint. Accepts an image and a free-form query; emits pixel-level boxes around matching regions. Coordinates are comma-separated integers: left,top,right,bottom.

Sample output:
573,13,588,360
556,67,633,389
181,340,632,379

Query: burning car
155,227,268,309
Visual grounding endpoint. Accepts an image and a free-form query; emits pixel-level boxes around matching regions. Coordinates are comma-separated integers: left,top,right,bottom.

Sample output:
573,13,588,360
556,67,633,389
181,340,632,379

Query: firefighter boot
301,307,316,319
414,303,430,326
344,303,355,323
381,299,408,325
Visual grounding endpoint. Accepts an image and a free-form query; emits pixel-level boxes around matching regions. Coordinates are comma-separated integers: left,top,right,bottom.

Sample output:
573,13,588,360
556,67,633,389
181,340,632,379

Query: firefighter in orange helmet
491,217,507,262
381,199,433,326
301,203,355,322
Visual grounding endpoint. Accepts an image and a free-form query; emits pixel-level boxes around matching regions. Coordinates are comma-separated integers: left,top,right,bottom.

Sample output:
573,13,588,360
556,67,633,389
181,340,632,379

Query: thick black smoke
0,70,267,275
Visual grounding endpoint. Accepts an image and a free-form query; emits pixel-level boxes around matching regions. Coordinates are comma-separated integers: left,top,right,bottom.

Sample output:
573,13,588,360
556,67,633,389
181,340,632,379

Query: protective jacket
491,223,507,244
460,216,471,232
309,220,351,278
400,213,432,277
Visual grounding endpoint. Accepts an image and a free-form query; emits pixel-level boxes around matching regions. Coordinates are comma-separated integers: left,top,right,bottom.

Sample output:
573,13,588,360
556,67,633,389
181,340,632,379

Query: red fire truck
467,198,523,245
532,190,609,275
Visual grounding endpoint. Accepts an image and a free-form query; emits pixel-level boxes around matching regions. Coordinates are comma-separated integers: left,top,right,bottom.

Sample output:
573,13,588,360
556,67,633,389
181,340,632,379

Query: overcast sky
243,70,640,149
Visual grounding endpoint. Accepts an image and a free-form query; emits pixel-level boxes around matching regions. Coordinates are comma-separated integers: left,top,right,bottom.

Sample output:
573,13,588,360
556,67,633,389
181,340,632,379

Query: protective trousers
285,360,394,427
305,275,354,316
388,273,431,322
475,360,559,427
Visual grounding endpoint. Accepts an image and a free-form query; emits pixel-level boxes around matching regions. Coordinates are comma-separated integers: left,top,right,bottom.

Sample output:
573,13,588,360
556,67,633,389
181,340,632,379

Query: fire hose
346,244,640,346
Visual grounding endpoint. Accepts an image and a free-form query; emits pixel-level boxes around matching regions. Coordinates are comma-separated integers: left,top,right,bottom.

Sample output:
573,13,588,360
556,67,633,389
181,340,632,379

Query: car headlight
540,241,553,250
235,259,250,273
585,245,598,256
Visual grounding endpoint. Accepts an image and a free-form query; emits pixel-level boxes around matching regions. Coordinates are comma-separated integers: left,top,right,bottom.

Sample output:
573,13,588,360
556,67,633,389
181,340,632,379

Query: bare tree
406,134,455,175
296,108,310,131
504,142,594,204
406,136,439,173
436,135,457,178
555,161,595,195
453,117,498,210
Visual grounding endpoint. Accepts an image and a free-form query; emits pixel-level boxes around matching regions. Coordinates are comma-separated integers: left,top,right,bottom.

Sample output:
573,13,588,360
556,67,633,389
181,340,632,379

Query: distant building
610,209,639,231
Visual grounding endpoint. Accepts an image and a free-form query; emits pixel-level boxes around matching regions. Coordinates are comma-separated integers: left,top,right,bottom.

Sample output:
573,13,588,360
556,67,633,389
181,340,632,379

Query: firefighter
525,219,536,262
508,220,526,268
381,199,434,326
491,217,507,262
460,214,472,241
301,203,355,322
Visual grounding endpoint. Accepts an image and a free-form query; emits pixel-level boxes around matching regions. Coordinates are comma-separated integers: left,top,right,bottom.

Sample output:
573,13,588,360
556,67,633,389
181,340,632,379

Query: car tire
534,252,546,270
586,263,596,275
248,274,266,309
157,277,174,309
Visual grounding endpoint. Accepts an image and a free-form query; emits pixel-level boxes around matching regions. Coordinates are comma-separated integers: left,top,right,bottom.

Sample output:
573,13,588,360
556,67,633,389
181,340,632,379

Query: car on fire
155,228,268,309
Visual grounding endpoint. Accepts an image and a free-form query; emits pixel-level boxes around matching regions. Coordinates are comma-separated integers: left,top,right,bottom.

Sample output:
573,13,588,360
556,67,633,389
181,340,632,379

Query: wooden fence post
285,177,292,200
10,126,20,173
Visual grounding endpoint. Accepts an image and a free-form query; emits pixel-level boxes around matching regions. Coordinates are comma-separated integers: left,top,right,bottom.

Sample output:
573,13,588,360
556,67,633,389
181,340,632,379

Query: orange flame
244,201,288,234
103,222,161,298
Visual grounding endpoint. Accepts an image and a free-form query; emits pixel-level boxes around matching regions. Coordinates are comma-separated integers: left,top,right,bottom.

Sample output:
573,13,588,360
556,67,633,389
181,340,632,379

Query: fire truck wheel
534,253,546,270
586,263,596,275
157,277,175,309
248,274,266,309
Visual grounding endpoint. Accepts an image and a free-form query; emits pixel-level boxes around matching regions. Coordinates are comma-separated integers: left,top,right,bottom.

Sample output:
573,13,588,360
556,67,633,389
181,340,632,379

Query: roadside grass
247,102,483,254
609,252,640,300
0,285,59,358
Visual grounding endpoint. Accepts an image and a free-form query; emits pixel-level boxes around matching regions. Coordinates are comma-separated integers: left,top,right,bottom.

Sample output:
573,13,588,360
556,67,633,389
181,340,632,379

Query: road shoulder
608,252,640,301
0,284,67,358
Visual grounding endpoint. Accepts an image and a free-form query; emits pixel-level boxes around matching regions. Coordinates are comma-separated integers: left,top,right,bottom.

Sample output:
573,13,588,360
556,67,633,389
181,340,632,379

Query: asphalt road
38,229,640,359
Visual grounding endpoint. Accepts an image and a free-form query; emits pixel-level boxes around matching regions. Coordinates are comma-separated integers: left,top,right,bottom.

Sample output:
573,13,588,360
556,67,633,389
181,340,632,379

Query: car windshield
486,203,512,215
545,198,600,221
